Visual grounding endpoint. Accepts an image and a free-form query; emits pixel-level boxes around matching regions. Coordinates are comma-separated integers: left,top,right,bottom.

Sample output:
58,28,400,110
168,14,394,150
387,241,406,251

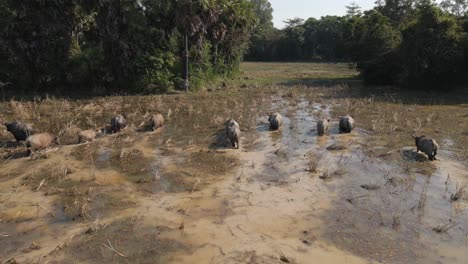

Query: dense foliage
247,0,468,89
0,0,257,94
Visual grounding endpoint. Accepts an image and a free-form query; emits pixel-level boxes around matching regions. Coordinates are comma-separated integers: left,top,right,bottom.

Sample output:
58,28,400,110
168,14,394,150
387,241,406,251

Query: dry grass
305,151,325,174
325,84,467,163
392,214,401,230
433,223,458,233
85,219,109,234
63,216,189,262
22,162,73,193
360,184,381,191
451,184,465,202
62,187,98,221
274,147,289,159
418,183,428,210
179,178,201,231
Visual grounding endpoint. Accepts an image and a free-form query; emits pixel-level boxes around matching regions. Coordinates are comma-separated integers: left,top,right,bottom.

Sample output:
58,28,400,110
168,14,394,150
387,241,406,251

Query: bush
139,52,176,94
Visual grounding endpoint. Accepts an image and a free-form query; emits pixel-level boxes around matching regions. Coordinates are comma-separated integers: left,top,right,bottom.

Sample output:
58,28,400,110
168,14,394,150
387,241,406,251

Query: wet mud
0,84,467,263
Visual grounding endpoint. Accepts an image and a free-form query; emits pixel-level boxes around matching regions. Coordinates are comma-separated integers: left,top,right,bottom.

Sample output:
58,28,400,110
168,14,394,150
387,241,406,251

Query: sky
269,0,377,28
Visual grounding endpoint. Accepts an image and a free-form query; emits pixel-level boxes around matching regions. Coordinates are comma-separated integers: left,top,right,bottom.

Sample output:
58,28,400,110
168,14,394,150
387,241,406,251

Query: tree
0,0,257,94
245,0,274,60
376,0,416,25
346,1,363,18
302,18,319,60
251,0,274,34
462,15,468,81
244,0,467,90
351,10,402,84
282,18,305,60
400,3,464,88
215,0,257,71
315,16,352,61
1,0,81,92
440,0,468,16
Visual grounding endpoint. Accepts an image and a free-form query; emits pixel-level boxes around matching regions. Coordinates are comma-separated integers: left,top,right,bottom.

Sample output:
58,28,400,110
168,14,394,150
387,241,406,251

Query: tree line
0,0,257,95
247,0,468,89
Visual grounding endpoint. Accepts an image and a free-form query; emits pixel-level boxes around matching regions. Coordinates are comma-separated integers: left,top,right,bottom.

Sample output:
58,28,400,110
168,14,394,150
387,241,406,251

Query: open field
0,63,467,263
240,62,359,85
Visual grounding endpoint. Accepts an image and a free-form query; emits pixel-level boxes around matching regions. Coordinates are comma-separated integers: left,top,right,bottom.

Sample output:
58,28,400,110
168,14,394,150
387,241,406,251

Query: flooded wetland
1,63,467,263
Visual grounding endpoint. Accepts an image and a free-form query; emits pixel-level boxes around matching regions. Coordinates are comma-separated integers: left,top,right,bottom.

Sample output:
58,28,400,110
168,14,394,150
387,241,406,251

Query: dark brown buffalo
414,135,439,161
4,121,33,142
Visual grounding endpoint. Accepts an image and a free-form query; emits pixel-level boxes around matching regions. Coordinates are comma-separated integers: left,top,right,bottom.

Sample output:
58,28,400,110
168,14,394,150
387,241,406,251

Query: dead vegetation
450,184,465,202
62,187,98,221
305,151,324,174
327,143,347,151
360,184,381,191
433,223,458,234
85,219,109,235
22,162,73,193
345,195,369,204
274,147,289,159
186,151,240,175
318,167,346,181
64,217,189,262
179,178,201,231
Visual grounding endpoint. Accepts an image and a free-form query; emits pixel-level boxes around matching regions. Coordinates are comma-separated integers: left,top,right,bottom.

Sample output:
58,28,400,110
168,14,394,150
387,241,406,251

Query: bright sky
270,0,377,28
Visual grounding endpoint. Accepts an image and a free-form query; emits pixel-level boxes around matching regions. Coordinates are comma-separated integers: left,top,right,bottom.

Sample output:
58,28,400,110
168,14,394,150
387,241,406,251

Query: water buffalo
111,115,126,133
149,114,164,131
4,121,33,142
268,113,283,131
26,133,58,155
339,115,354,133
226,119,240,149
317,118,330,136
78,129,99,143
414,135,439,161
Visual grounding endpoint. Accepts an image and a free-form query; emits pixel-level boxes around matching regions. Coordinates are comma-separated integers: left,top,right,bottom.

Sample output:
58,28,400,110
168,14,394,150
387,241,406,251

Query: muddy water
0,87,467,264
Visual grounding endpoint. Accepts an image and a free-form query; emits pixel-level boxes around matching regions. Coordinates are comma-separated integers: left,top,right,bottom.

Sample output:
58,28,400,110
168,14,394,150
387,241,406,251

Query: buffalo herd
3,113,438,161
